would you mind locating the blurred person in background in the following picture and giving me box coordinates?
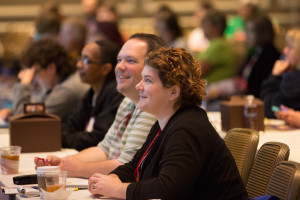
[187,0,213,54]
[33,1,64,42]
[261,28,300,118]
[62,40,124,151]
[205,15,280,103]
[1,1,63,119]
[204,14,280,107]
[33,12,62,42]
[236,15,280,97]
[196,9,235,111]
[224,2,261,71]
[86,1,124,48]
[0,39,89,122]
[59,17,87,60]
[154,5,188,50]
[81,0,99,19]
[81,0,100,43]
[94,21,124,48]
[0,61,19,119]
[197,9,235,85]
[38,1,63,19]
[225,2,260,42]
[96,1,118,23]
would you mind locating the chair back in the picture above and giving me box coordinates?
[265,161,300,200]
[246,142,290,198]
[224,128,259,184]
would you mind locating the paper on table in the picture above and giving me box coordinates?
[17,186,40,197]
[2,185,40,197]
[264,118,299,131]
[66,180,88,189]
[1,187,19,194]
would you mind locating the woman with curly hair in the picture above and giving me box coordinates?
[88,47,247,200]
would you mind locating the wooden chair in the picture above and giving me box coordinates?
[246,142,290,198]
[224,128,259,184]
[265,161,300,200]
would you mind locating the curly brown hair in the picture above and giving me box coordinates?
[21,38,76,81]
[145,47,206,108]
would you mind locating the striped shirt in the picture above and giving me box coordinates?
[98,97,156,164]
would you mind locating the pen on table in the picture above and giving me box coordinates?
[72,187,88,191]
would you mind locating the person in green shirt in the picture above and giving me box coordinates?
[225,2,260,42]
[197,9,235,85]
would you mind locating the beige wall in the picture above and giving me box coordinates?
[0,0,299,58]
[0,0,299,33]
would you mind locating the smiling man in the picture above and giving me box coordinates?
[35,33,168,178]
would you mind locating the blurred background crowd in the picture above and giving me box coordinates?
[0,0,300,114]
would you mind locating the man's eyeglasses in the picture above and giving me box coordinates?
[77,56,101,65]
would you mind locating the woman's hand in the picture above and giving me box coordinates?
[272,60,290,76]
[275,105,300,127]
[88,173,128,199]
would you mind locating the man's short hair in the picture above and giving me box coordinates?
[129,33,168,54]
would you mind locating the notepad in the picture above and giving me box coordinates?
[66,180,88,189]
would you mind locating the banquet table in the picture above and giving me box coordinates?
[1,112,300,199]
[207,112,300,162]
[0,128,115,200]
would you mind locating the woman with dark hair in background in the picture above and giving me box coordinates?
[62,40,124,150]
[59,17,87,60]
[154,5,188,49]
[95,22,124,48]
[86,1,125,48]
[237,14,280,97]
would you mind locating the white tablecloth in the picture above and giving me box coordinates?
[1,113,300,199]
[0,128,9,148]
[0,128,110,199]
[207,112,300,162]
